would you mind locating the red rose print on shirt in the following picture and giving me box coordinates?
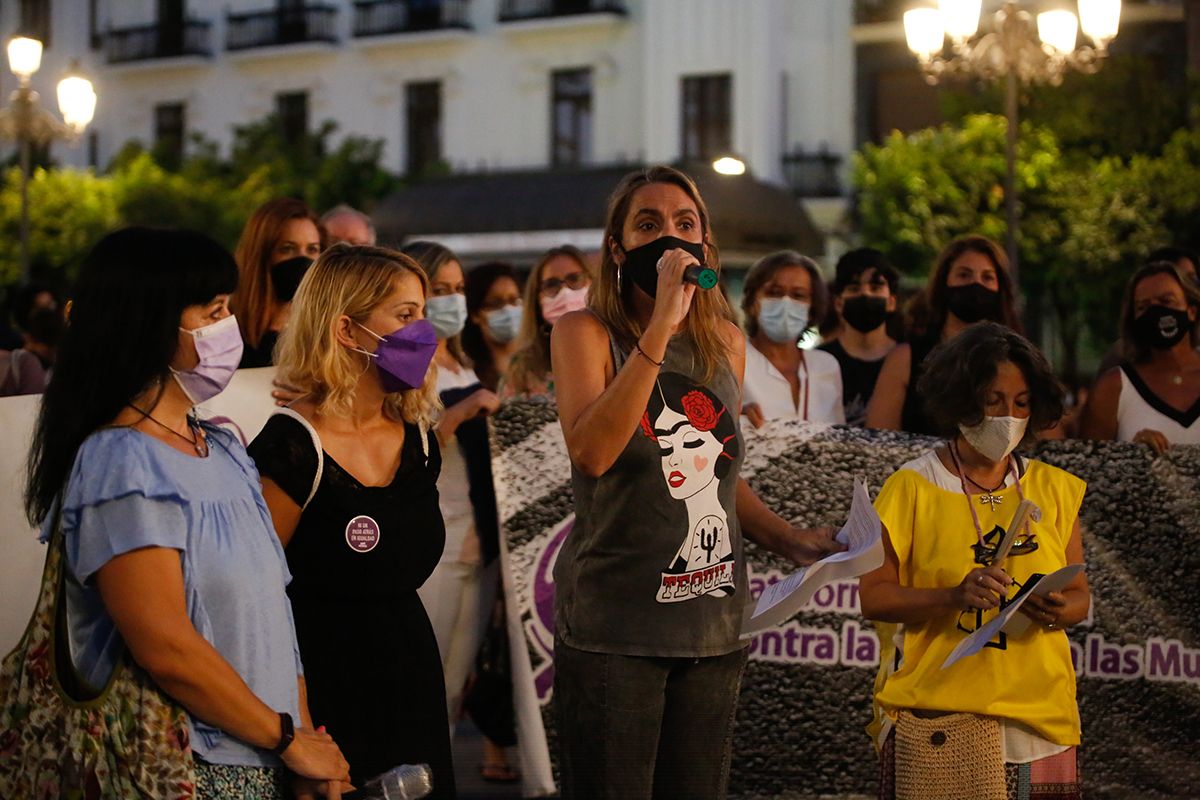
[681,390,725,432]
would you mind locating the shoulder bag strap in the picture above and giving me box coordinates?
[273,408,324,511]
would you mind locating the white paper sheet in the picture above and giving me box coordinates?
[940,563,1085,670]
[741,477,884,636]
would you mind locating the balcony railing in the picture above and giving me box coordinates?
[498,0,626,23]
[105,20,212,64]
[353,0,471,37]
[782,148,843,198]
[226,5,339,51]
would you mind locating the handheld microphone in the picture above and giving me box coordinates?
[684,264,719,290]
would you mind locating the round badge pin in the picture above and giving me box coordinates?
[345,515,381,553]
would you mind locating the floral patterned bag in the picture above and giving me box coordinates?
[0,507,196,798]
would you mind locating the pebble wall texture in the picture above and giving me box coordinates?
[491,403,1200,800]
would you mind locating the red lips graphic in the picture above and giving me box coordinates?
[668,470,686,488]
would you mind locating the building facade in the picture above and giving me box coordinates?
[2,1,855,196]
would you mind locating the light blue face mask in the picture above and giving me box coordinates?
[425,293,467,339]
[757,297,810,344]
[485,303,523,344]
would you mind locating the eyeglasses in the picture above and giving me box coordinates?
[540,272,589,297]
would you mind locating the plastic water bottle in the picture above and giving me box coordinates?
[357,763,433,800]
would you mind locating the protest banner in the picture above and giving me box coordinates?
[492,400,1200,799]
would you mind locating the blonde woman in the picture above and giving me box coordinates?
[248,245,454,796]
[501,244,593,400]
[550,166,843,798]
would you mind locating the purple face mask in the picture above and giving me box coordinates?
[355,319,438,393]
[171,314,244,405]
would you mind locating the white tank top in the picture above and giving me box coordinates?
[1116,365,1200,444]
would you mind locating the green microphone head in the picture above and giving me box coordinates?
[693,267,719,290]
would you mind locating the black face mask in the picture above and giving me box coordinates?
[1133,305,1191,351]
[840,295,889,333]
[620,235,706,298]
[271,256,313,302]
[945,282,1002,324]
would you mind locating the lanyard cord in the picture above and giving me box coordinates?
[947,440,1027,545]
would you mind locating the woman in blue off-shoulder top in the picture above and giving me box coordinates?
[23,228,351,799]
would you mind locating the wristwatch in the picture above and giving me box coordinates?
[270,712,295,756]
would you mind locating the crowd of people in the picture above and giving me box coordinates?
[2,164,1198,800]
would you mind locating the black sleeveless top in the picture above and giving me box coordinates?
[901,335,940,435]
[248,413,455,795]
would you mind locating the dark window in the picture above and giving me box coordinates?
[276,91,309,146]
[405,81,442,177]
[87,131,99,169]
[20,0,52,47]
[89,0,101,50]
[551,68,592,167]
[681,74,732,161]
[158,0,186,56]
[154,102,186,169]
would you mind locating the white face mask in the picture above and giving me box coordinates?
[959,415,1028,462]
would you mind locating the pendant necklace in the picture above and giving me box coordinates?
[128,404,209,457]
[953,442,1008,511]
[947,440,1028,551]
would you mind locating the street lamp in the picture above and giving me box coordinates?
[0,37,96,284]
[902,0,1121,284]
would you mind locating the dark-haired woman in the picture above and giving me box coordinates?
[462,262,523,392]
[860,322,1089,800]
[1079,261,1200,451]
[234,198,324,368]
[739,250,844,427]
[867,235,1022,434]
[551,166,842,798]
[24,228,350,798]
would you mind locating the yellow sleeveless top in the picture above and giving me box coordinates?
[866,455,1086,748]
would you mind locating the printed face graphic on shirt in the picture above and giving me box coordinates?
[654,405,725,501]
[640,373,739,604]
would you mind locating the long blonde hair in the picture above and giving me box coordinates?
[276,244,441,429]
[508,245,593,396]
[593,166,733,382]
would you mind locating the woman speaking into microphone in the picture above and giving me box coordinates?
[550,166,842,799]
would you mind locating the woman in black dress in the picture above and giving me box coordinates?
[249,244,454,795]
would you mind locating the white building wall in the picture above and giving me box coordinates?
[0,0,854,192]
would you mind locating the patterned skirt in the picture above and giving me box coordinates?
[195,758,289,800]
[879,727,1082,800]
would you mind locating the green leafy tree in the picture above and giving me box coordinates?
[0,166,118,286]
[853,114,1164,379]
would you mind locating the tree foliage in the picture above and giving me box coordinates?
[0,116,395,291]
[853,113,1174,378]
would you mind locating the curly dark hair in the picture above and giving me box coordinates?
[916,322,1064,442]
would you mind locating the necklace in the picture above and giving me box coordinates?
[947,440,1028,548]
[129,405,208,457]
[953,444,1008,511]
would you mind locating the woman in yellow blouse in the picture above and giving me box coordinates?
[860,322,1090,800]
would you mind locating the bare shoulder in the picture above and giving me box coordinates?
[552,309,606,346]
[885,342,912,367]
[718,318,746,354]
[1092,365,1123,397]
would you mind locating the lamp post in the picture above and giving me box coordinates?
[902,0,1121,285]
[0,37,96,284]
